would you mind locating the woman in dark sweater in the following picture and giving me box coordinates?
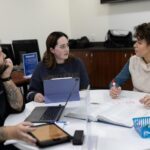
[27,31,89,103]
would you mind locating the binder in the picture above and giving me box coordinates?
[44,77,80,103]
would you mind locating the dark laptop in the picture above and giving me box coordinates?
[25,78,79,123]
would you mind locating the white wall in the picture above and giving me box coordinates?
[69,0,150,41]
[0,0,70,56]
[1,0,150,56]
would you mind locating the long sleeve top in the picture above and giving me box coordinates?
[112,61,131,87]
[110,55,150,93]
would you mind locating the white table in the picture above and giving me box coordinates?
[5,90,150,150]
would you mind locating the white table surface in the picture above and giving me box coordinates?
[4,90,150,150]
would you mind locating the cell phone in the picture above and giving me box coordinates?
[0,64,8,75]
[72,130,84,145]
[29,123,72,148]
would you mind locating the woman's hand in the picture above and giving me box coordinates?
[140,95,150,107]
[6,122,36,145]
[34,93,44,103]
[109,86,122,99]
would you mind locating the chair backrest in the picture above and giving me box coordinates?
[12,39,41,65]
[0,44,16,65]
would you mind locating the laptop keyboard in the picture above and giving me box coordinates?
[40,106,64,121]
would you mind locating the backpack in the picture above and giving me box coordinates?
[69,36,90,49]
[104,30,133,48]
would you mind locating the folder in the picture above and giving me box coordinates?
[44,77,80,103]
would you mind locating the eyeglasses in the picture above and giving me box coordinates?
[56,43,69,50]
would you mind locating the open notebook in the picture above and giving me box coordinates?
[65,97,150,128]
[25,77,79,123]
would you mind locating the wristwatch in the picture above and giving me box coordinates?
[1,76,11,82]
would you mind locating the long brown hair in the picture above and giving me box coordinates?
[42,31,73,68]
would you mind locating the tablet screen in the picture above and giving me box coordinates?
[31,124,68,142]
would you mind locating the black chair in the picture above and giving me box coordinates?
[12,39,41,65]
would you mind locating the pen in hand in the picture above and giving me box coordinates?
[112,80,116,87]
[110,80,121,99]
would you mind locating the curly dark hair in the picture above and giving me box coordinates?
[134,22,150,45]
[42,31,73,68]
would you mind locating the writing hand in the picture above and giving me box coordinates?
[110,86,122,99]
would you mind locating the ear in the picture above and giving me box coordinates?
[50,48,55,54]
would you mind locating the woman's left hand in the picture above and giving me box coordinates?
[140,95,150,107]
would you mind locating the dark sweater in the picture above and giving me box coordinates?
[27,57,89,102]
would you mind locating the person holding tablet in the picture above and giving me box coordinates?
[0,46,36,149]
[27,31,89,103]
[109,22,150,107]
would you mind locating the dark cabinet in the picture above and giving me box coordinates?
[71,48,134,90]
